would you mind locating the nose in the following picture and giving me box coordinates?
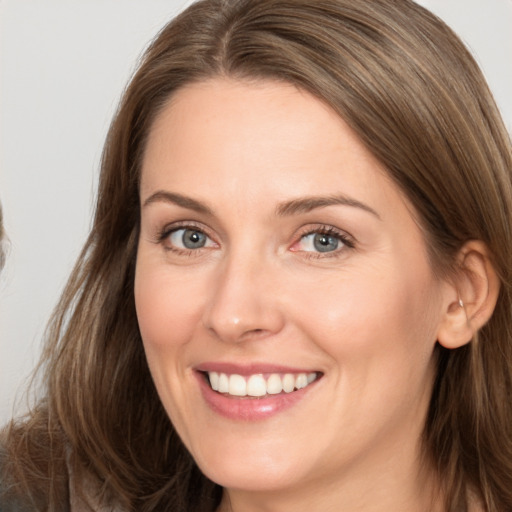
[202,252,285,344]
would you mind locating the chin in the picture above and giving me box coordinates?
[189,435,312,492]
[201,461,305,493]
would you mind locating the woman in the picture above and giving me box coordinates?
[1,0,511,510]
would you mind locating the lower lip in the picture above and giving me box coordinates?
[196,372,318,421]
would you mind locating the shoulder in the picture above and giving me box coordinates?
[0,434,66,512]
[0,442,28,512]
[0,442,17,512]
[68,454,127,512]
[69,470,126,512]
[1,431,126,512]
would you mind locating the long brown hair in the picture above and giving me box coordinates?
[2,1,512,510]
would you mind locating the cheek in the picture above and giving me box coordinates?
[288,259,441,370]
[287,262,442,446]
[134,261,205,353]
[133,257,207,428]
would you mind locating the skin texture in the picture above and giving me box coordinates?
[135,78,458,511]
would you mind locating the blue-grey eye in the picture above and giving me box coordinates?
[169,228,211,249]
[298,232,342,253]
[313,233,340,252]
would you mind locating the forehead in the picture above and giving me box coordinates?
[140,78,410,224]
[142,79,383,188]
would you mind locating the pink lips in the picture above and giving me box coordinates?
[195,362,320,421]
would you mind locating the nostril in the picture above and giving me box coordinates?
[237,328,271,342]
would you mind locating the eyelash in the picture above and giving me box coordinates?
[292,225,355,259]
[154,222,355,258]
[155,221,216,256]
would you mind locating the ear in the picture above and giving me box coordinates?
[437,241,500,349]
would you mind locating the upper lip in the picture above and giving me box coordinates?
[195,362,320,376]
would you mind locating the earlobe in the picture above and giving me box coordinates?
[436,241,500,350]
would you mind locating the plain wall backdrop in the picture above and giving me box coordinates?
[1,0,511,424]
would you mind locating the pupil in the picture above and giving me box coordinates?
[313,233,338,252]
[183,229,206,249]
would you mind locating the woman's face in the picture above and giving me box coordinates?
[135,78,449,502]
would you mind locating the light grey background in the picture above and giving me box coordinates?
[1,0,511,424]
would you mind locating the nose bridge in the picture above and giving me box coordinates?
[202,244,284,343]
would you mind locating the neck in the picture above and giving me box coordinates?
[217,439,444,512]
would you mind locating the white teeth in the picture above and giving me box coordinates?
[266,374,283,395]
[206,371,318,397]
[295,373,308,389]
[229,374,247,396]
[282,373,295,393]
[218,373,229,393]
[209,371,219,391]
[247,374,267,397]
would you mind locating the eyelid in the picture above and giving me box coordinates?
[169,227,216,250]
[155,220,209,239]
[290,224,355,255]
[151,220,354,258]
[154,221,219,252]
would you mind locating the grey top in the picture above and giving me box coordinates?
[0,445,124,512]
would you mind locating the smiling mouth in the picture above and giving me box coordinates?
[204,371,321,398]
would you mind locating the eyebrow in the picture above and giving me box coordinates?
[142,191,213,215]
[276,194,381,219]
[142,190,380,220]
